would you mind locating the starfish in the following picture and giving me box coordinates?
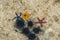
[13,12,25,29]
[35,17,47,27]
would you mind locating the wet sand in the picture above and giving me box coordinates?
[0,0,60,40]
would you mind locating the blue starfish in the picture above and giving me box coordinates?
[13,12,25,29]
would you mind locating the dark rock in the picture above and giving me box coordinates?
[27,21,33,27]
[28,33,36,40]
[22,28,31,35]
[15,19,25,28]
[33,27,42,34]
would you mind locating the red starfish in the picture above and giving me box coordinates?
[35,17,47,27]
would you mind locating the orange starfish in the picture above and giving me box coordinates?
[22,11,31,20]
[35,17,47,27]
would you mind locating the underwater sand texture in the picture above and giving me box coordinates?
[0,0,60,40]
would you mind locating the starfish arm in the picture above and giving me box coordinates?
[35,22,41,24]
[15,13,18,17]
[40,24,43,27]
[12,17,16,20]
[41,24,43,27]
[20,12,22,16]
[37,17,41,21]
[35,22,39,23]
[42,17,45,20]
[42,21,47,23]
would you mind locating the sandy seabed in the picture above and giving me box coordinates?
[0,0,60,40]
